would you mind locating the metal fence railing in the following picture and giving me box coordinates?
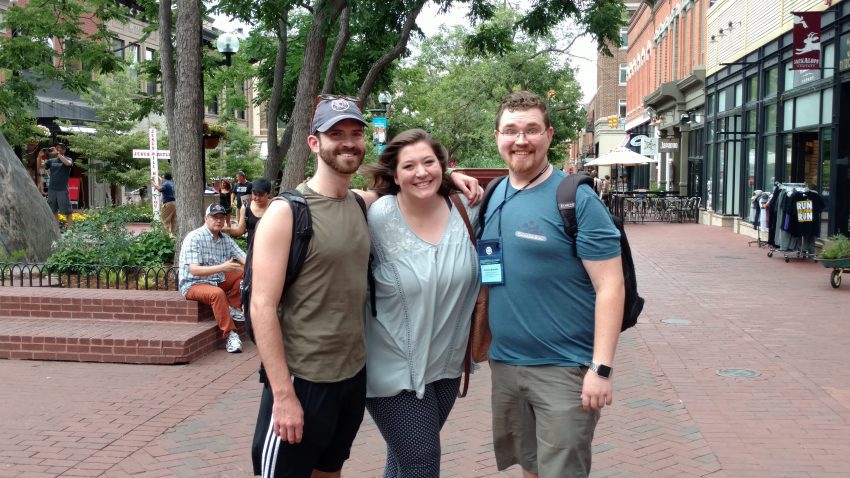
[0,263,179,291]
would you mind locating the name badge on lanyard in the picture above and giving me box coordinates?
[477,238,504,285]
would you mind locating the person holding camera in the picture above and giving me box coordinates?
[42,143,75,230]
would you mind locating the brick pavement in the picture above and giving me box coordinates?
[0,223,848,477]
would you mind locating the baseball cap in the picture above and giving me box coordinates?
[206,204,228,216]
[311,96,367,134]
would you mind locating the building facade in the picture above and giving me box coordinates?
[704,0,848,237]
[580,3,640,179]
[626,0,709,194]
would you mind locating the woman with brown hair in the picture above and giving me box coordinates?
[218,179,233,227]
[361,129,480,477]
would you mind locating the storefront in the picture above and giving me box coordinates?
[704,3,849,237]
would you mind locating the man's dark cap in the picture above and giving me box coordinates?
[205,204,228,216]
[311,98,366,134]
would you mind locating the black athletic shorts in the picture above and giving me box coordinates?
[252,367,366,478]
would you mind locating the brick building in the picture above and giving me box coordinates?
[578,3,640,179]
[625,0,709,195]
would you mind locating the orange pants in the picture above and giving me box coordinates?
[185,270,243,337]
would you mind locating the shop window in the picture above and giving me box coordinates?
[824,43,835,79]
[783,99,793,131]
[765,104,777,133]
[822,88,833,124]
[795,92,820,128]
[717,89,727,113]
[765,67,778,97]
[763,135,777,189]
[747,75,758,103]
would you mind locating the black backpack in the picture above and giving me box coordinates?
[478,173,644,332]
[240,189,374,344]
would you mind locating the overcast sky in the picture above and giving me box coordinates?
[213,3,599,104]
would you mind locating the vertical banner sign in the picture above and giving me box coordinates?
[148,128,161,221]
[372,116,388,153]
[791,12,821,70]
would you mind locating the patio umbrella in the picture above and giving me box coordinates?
[585,147,652,166]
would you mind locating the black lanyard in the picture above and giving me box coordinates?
[485,163,551,237]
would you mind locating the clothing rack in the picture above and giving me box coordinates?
[765,182,820,263]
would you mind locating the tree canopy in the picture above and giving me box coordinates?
[388,9,586,168]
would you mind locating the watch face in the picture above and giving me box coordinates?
[593,363,612,378]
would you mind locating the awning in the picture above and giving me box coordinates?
[58,125,97,134]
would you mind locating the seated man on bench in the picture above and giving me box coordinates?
[178,204,247,353]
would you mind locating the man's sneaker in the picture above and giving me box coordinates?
[226,331,242,353]
[229,306,245,322]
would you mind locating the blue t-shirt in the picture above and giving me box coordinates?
[160,181,175,202]
[481,169,621,367]
[46,157,73,191]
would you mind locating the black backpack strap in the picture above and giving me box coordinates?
[279,190,314,289]
[476,176,507,239]
[556,173,595,257]
[352,192,377,318]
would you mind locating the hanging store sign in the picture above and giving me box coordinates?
[659,138,680,152]
[791,12,821,70]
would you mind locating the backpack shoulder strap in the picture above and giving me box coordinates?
[448,193,475,399]
[476,176,507,237]
[279,189,313,289]
[449,194,475,245]
[556,173,594,256]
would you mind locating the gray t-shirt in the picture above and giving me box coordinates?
[364,194,480,398]
[46,156,73,191]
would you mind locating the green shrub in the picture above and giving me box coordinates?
[47,207,175,272]
[819,235,850,260]
[129,226,176,265]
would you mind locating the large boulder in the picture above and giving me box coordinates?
[0,134,59,261]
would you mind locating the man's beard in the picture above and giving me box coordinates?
[318,142,364,175]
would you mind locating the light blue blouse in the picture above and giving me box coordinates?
[365,194,480,399]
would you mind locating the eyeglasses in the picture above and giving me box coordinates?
[497,129,547,138]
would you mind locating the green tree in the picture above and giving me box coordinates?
[391,13,586,169]
[0,0,127,148]
[61,69,169,194]
[206,123,264,181]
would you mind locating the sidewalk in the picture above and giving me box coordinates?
[1,223,848,477]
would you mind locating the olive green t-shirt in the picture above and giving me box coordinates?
[278,185,370,383]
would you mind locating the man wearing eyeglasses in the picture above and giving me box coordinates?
[481,91,625,477]
[249,95,482,478]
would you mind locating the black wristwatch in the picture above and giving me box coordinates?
[590,361,613,379]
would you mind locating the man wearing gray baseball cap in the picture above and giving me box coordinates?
[178,203,247,354]
[249,95,482,477]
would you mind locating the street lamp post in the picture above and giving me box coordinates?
[200,32,241,189]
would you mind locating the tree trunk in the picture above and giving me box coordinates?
[263,15,289,183]
[279,0,346,192]
[322,6,350,94]
[0,134,59,261]
[356,0,425,102]
[172,0,204,243]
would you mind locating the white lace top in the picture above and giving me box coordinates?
[364,194,480,398]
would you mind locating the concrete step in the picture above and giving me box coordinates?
[0,286,213,323]
[0,317,228,364]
